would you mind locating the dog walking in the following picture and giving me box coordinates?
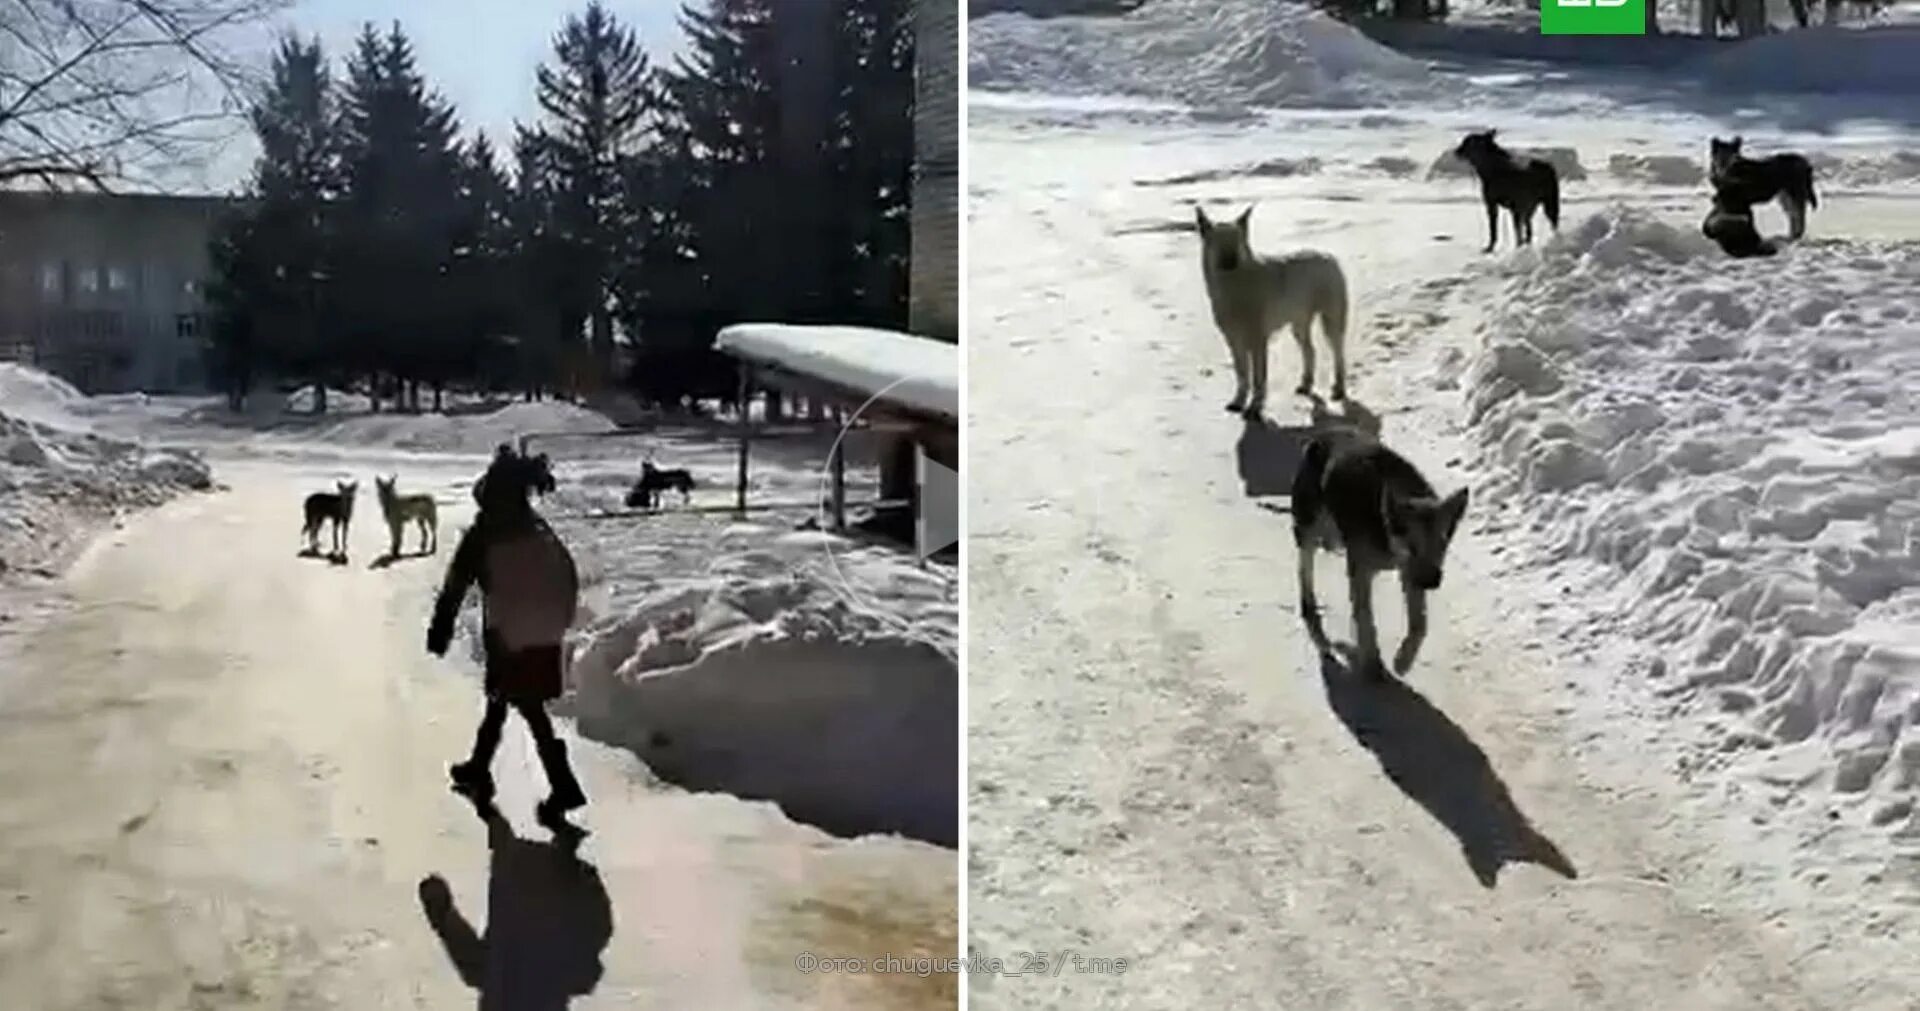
[427,445,588,826]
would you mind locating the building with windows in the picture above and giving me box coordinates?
[0,191,232,393]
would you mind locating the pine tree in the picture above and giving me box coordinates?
[828,0,914,329]
[205,34,340,412]
[532,2,658,385]
[655,0,783,323]
[334,22,465,409]
[445,132,514,408]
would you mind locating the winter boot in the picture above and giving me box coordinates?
[448,760,495,801]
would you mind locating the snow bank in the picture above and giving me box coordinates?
[716,324,958,423]
[1603,148,1920,191]
[1463,206,1920,831]
[1607,152,1705,188]
[0,364,86,426]
[329,400,617,454]
[181,394,619,456]
[0,366,212,578]
[1694,26,1920,94]
[282,385,373,415]
[558,529,957,846]
[967,0,1437,110]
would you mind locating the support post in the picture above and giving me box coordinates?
[830,436,847,532]
[735,364,753,515]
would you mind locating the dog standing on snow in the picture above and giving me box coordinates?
[1453,130,1561,253]
[1292,432,1469,678]
[1195,204,1351,416]
[1708,136,1817,241]
[301,480,357,559]
[375,474,439,557]
[624,460,696,511]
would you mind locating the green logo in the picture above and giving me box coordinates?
[1540,0,1646,35]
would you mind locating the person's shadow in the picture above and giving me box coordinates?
[419,800,614,1010]
[1235,394,1383,497]
[1301,608,1578,888]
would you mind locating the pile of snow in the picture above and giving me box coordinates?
[282,385,373,415]
[716,324,958,423]
[1694,26,1920,94]
[551,521,956,846]
[968,0,1437,110]
[1808,148,1920,189]
[179,394,620,456]
[326,400,618,455]
[0,363,88,428]
[1462,206,1920,832]
[1607,152,1706,188]
[1600,148,1920,191]
[184,385,370,423]
[0,366,213,578]
[433,427,952,844]
[1137,156,1326,186]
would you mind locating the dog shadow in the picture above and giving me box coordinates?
[419,800,613,1010]
[1235,394,1383,497]
[370,548,436,570]
[1301,610,1577,888]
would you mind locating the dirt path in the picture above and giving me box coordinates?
[965,122,1911,1009]
[0,459,954,1010]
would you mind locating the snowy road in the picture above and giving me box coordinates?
[0,458,954,1010]
[965,102,1920,1009]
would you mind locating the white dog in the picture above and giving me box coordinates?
[1195,205,1350,416]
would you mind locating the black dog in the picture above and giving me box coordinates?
[300,479,357,559]
[1709,136,1817,241]
[1453,130,1561,252]
[1702,190,1778,259]
[624,461,696,511]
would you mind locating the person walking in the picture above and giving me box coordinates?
[427,445,587,825]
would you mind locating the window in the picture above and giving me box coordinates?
[78,267,99,294]
[176,313,201,340]
[40,263,61,297]
[107,266,130,293]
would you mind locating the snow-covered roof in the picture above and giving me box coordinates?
[714,324,958,424]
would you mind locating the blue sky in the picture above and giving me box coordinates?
[208,1,690,189]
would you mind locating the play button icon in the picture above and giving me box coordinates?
[915,448,958,563]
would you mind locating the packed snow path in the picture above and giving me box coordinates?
[966,104,1920,1009]
[0,458,954,1010]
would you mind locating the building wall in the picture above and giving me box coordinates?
[0,192,229,394]
[909,0,959,342]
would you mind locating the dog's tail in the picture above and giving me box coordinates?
[1317,260,1349,348]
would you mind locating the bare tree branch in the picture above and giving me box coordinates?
[0,0,288,191]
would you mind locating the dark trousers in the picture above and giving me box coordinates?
[466,697,586,804]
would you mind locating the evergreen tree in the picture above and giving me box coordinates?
[533,2,658,384]
[448,133,516,405]
[655,0,784,324]
[334,22,465,409]
[204,34,340,412]
[827,0,915,329]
